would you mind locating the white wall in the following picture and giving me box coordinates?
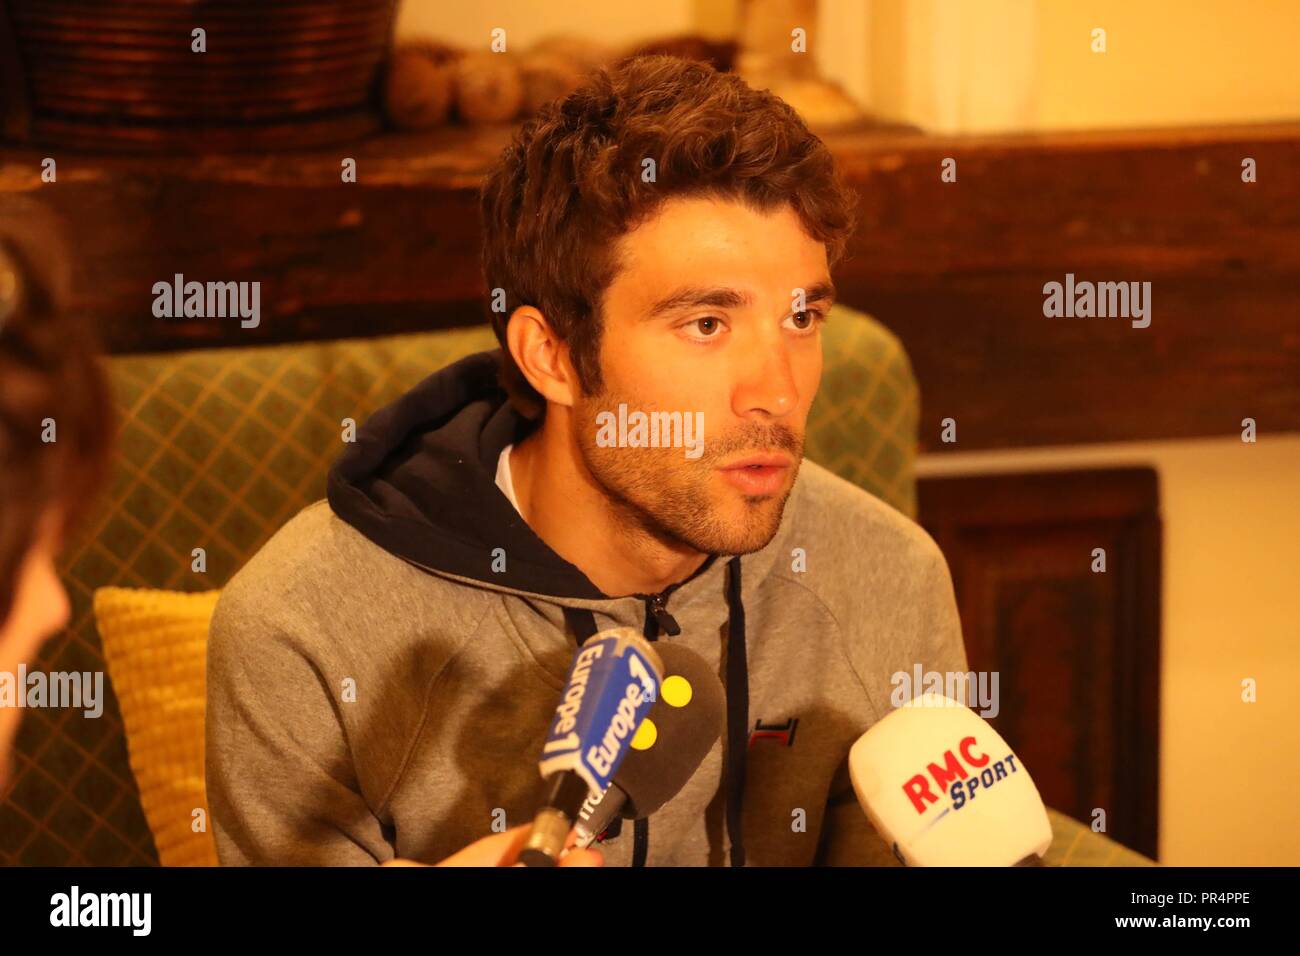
[864,0,1300,133]
[395,0,696,51]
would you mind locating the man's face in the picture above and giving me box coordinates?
[572,195,832,556]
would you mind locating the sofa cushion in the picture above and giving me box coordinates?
[92,586,220,866]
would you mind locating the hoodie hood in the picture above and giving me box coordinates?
[325,347,785,866]
[327,348,608,600]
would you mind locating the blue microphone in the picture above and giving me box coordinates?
[520,627,663,866]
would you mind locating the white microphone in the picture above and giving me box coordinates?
[848,692,1052,866]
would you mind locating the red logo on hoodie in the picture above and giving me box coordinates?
[749,717,798,748]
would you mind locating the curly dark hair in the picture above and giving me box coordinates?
[0,203,114,631]
[479,54,858,419]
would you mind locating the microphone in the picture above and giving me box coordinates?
[848,692,1053,866]
[519,627,663,866]
[573,642,726,848]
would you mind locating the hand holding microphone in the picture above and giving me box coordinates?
[848,692,1053,866]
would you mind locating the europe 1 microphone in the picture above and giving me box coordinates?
[519,627,663,867]
[573,641,726,848]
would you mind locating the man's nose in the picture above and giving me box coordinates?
[731,334,799,418]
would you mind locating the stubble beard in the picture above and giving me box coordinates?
[574,391,804,556]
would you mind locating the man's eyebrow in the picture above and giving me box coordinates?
[801,281,837,307]
[645,286,753,319]
[643,280,837,319]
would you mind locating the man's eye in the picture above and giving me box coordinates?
[786,309,825,332]
[688,317,723,337]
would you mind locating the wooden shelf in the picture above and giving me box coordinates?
[2,120,1297,451]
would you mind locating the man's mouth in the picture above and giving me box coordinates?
[717,453,794,496]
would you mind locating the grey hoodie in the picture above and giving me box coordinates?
[205,349,968,866]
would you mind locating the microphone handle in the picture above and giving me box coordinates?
[574,783,631,849]
[519,771,592,867]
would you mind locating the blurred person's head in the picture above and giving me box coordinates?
[481,55,857,558]
[0,208,114,792]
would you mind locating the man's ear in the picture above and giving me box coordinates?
[506,306,579,408]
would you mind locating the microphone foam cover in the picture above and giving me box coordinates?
[849,693,1052,866]
[614,641,726,818]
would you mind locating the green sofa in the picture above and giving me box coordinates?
[0,305,1150,866]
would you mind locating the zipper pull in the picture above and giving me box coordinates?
[647,593,682,636]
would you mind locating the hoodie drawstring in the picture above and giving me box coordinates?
[723,555,748,867]
[631,593,663,867]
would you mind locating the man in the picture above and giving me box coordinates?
[206,55,967,866]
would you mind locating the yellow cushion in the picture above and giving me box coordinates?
[92,587,220,866]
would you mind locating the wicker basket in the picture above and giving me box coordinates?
[0,0,397,152]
